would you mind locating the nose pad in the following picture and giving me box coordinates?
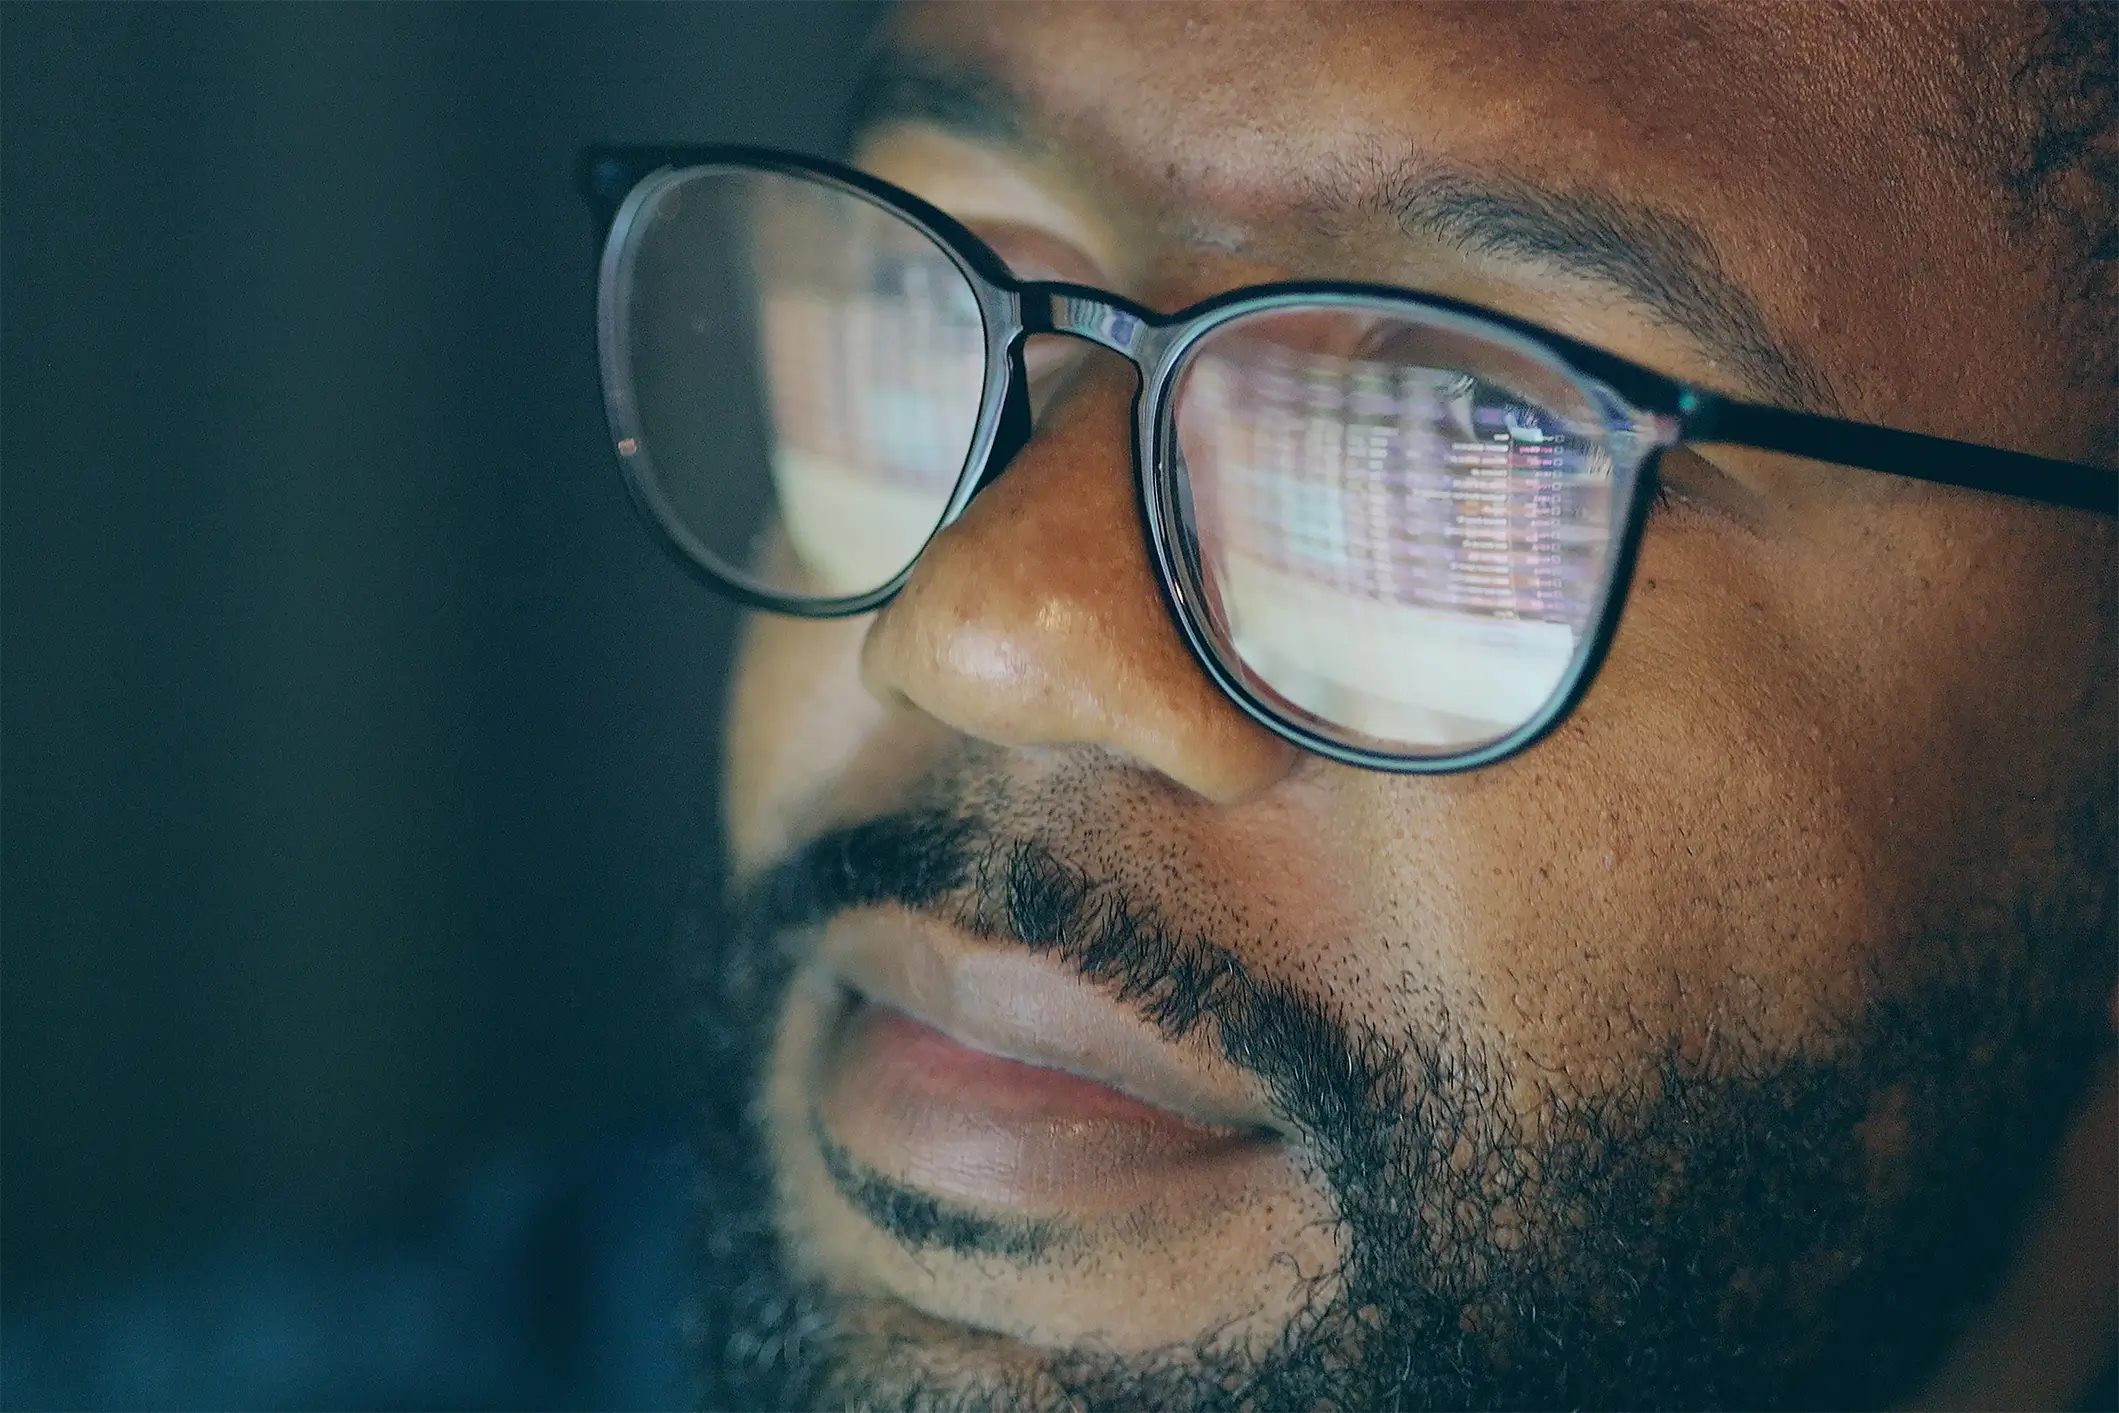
[968,346,1035,498]
[860,352,1300,805]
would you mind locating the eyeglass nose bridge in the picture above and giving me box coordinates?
[963,282,1160,503]
[1020,282,1161,368]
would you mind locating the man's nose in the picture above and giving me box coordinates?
[858,358,1300,804]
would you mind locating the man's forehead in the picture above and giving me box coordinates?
[883,2,2057,442]
[891,1,1952,213]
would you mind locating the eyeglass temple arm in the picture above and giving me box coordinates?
[1676,390,2116,515]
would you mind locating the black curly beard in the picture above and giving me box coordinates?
[680,788,2102,1411]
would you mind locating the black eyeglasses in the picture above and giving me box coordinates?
[578,144,2115,774]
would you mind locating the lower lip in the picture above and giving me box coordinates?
[815,997,1270,1211]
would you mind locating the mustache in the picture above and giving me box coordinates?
[730,808,1408,1136]
[739,812,978,948]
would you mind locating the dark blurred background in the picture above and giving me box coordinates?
[2,3,881,1404]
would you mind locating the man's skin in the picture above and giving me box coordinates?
[697,3,2117,1407]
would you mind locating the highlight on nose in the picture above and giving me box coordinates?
[857,364,1301,805]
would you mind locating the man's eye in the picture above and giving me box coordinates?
[1646,448,1758,524]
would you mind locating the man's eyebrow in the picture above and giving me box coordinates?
[845,49,1837,414]
[843,49,1032,153]
[1375,169,1839,412]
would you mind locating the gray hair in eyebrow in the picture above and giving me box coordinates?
[846,48,1838,415]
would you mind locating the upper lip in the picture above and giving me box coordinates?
[817,905,1283,1134]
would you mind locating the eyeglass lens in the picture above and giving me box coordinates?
[604,165,1626,760]
[611,167,987,601]
[1168,309,1617,758]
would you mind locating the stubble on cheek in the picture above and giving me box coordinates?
[701,755,2105,1410]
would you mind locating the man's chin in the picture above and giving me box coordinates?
[763,1286,1148,1413]
[702,1241,1375,1413]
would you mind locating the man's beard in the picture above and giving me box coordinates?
[681,767,2103,1411]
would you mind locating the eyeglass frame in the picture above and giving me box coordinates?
[578,142,2118,776]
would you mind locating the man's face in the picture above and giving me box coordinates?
[697,4,2116,1408]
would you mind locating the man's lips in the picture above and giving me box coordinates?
[809,907,1283,1213]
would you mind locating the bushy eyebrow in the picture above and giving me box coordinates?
[847,49,1837,413]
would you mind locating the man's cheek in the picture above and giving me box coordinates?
[1359,528,1900,1091]
[725,612,882,878]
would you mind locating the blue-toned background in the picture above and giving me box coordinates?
[3,5,878,1405]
